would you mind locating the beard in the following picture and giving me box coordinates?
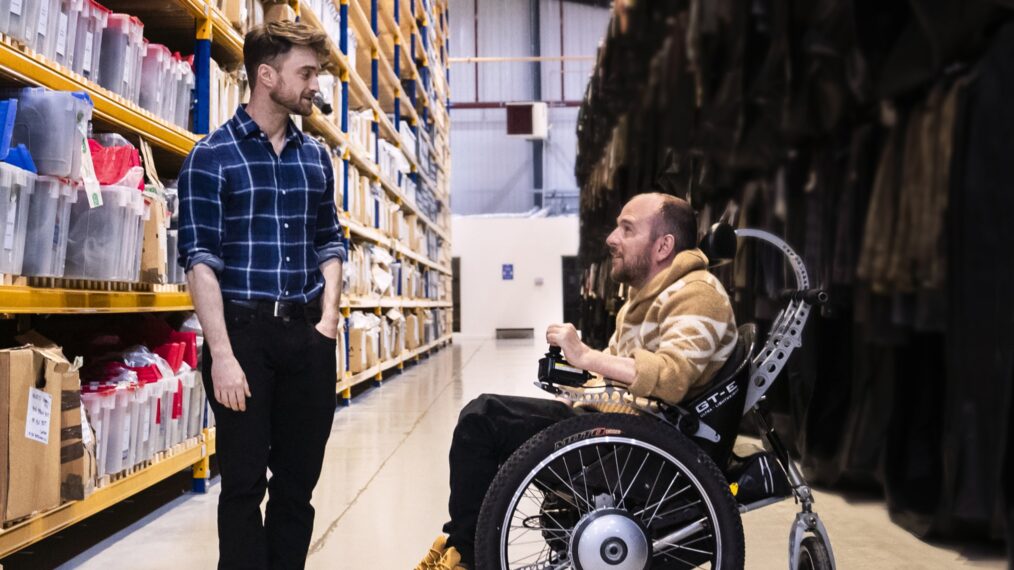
[609,248,651,285]
[270,86,315,117]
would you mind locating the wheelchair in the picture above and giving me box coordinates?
[473,224,837,570]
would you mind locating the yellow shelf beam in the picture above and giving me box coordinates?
[344,217,452,274]
[0,38,200,158]
[181,0,244,62]
[0,286,193,314]
[0,432,215,558]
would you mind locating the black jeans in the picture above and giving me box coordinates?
[202,303,338,570]
[443,394,582,566]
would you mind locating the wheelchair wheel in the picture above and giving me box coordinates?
[476,413,745,569]
[797,536,832,570]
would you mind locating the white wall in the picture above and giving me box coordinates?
[452,215,579,338]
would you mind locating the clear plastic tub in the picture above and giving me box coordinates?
[139,43,170,119]
[0,163,35,275]
[51,0,84,68]
[26,0,58,56]
[98,13,143,101]
[104,381,133,475]
[81,383,115,478]
[8,88,92,179]
[64,184,132,280]
[72,0,109,80]
[22,175,75,277]
[1,0,33,44]
[186,371,204,438]
[172,55,193,129]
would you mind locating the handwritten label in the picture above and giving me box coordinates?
[82,31,94,73]
[25,388,52,445]
[56,12,68,57]
[4,193,16,249]
[37,0,49,35]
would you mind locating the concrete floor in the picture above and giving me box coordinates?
[61,337,1007,569]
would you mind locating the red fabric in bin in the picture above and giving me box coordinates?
[88,139,143,190]
[154,342,185,373]
[169,331,198,369]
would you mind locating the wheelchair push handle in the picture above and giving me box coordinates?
[780,289,829,305]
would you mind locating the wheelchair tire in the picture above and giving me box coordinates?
[476,413,745,569]
[797,536,833,570]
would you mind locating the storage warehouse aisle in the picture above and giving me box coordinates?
[51,337,1004,569]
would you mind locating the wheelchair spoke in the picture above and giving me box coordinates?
[500,438,723,570]
[618,449,650,510]
[654,547,708,568]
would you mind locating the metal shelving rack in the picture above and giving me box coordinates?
[0,0,452,558]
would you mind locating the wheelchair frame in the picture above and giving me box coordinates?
[537,228,837,569]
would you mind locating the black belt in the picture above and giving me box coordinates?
[225,297,321,320]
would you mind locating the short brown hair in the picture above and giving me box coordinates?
[644,192,698,254]
[243,21,329,89]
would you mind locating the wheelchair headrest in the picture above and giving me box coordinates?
[699,222,737,267]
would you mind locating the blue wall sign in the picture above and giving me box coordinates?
[502,264,514,281]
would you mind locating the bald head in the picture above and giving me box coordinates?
[605,193,698,288]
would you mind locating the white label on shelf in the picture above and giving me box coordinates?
[82,31,94,73]
[80,122,103,208]
[56,12,68,57]
[81,404,94,447]
[121,413,131,462]
[142,406,151,442]
[25,388,52,445]
[4,193,16,249]
[124,47,133,85]
[11,0,23,17]
[37,0,49,36]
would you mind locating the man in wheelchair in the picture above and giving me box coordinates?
[416,193,740,570]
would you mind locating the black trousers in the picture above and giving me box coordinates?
[443,394,582,566]
[202,304,338,570]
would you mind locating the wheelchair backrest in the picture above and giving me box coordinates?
[685,324,757,466]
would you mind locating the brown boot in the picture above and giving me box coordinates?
[414,535,448,570]
[432,546,469,570]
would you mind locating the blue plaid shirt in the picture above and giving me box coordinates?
[177,106,346,302]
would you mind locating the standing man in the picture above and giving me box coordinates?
[178,21,345,570]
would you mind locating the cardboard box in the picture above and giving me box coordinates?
[349,328,368,374]
[366,329,379,368]
[264,2,296,23]
[16,333,94,503]
[405,315,420,350]
[379,319,391,361]
[141,197,168,284]
[0,343,63,523]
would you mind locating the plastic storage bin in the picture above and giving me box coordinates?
[104,381,133,475]
[25,0,57,55]
[0,0,33,44]
[173,55,194,129]
[22,175,76,277]
[51,0,84,68]
[98,13,143,101]
[139,43,170,119]
[81,383,115,478]
[0,163,35,275]
[72,0,109,80]
[64,184,132,280]
[8,88,92,179]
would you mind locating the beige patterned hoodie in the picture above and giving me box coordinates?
[606,248,738,405]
